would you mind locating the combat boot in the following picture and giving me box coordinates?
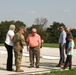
[16,67,24,72]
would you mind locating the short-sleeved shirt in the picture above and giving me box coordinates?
[5,30,15,46]
[26,33,41,47]
[67,40,74,55]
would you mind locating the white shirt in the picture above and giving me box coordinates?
[5,30,15,46]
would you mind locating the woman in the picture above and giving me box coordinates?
[5,24,15,71]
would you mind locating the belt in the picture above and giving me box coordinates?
[30,46,38,48]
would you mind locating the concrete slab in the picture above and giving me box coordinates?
[0,46,76,75]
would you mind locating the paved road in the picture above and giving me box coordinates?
[0,46,76,75]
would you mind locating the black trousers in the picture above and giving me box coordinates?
[64,55,72,69]
[59,43,65,64]
[5,43,13,70]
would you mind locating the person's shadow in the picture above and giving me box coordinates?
[0,64,16,72]
[0,67,6,71]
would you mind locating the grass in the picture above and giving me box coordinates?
[42,43,59,48]
[0,43,59,47]
[42,43,76,49]
[0,44,4,46]
[23,68,76,75]
[0,43,76,48]
[19,68,76,75]
[49,69,76,75]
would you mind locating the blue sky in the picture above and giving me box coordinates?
[0,0,76,28]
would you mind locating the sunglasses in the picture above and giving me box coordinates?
[32,32,36,33]
[60,28,63,29]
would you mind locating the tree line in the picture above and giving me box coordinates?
[0,19,76,43]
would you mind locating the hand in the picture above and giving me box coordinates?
[68,49,71,52]
[61,44,63,47]
[67,49,71,52]
[27,47,30,51]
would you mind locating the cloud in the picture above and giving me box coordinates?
[63,9,71,13]
[28,11,36,14]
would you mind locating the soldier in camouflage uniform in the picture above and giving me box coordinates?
[14,26,26,72]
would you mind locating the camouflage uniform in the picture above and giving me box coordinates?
[14,32,26,68]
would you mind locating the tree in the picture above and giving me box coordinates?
[71,29,76,39]
[34,17,48,29]
[25,24,48,43]
[46,22,66,43]
[14,20,26,32]
[0,20,26,43]
[25,18,48,42]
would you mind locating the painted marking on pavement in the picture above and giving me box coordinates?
[0,50,59,60]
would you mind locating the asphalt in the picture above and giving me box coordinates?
[0,46,76,75]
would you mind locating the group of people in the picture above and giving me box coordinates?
[4,24,42,72]
[4,24,74,72]
[56,26,74,70]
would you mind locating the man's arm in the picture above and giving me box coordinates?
[26,36,30,51]
[20,35,26,46]
[26,43,30,51]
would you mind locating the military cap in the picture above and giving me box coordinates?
[20,26,26,31]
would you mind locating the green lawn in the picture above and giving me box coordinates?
[19,68,76,75]
[0,43,76,49]
[42,43,76,49]
[50,69,76,75]
[0,44,4,46]
[42,43,59,48]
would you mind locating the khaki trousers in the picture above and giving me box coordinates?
[29,46,40,66]
[14,49,22,68]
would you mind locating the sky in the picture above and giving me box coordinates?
[0,0,76,28]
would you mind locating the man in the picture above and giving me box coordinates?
[14,26,26,72]
[56,26,66,67]
[65,27,72,54]
[26,28,41,68]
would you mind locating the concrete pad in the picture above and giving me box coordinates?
[0,46,76,75]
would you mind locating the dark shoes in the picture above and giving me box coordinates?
[56,63,64,67]
[56,64,61,67]
[28,65,34,68]
[36,65,39,68]
[7,68,14,71]
[28,65,39,68]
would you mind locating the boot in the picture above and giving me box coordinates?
[16,67,24,72]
